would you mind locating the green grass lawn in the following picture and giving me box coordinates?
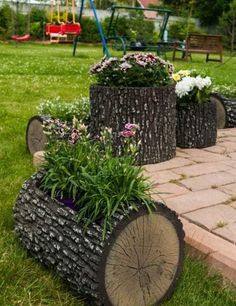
[0,42,236,306]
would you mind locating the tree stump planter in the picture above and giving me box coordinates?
[176,100,217,148]
[210,93,236,129]
[89,85,176,165]
[14,172,185,306]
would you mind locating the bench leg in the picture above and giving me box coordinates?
[206,53,209,62]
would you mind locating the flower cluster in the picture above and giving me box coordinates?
[172,70,191,82]
[174,70,212,105]
[119,123,139,138]
[37,96,90,122]
[43,117,88,145]
[90,53,173,87]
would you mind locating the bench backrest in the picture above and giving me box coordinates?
[187,34,223,51]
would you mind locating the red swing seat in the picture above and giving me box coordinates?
[11,34,31,42]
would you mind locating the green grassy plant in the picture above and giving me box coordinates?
[0,42,236,305]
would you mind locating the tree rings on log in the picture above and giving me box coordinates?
[100,206,185,306]
[210,93,236,129]
[89,85,176,165]
[14,172,185,306]
[26,115,47,154]
[176,101,217,148]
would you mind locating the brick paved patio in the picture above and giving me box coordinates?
[145,128,236,284]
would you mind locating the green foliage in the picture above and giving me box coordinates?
[194,0,231,26]
[79,17,100,43]
[30,7,47,23]
[213,84,236,98]
[30,21,43,38]
[168,20,203,41]
[0,4,13,39]
[104,11,156,45]
[37,96,90,122]
[90,53,174,87]
[40,123,153,238]
[219,0,236,52]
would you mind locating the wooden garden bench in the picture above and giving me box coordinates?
[172,34,223,62]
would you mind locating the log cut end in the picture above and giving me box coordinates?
[26,116,47,154]
[100,206,184,306]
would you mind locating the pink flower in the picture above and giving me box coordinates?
[69,129,80,145]
[119,130,135,138]
[124,123,139,131]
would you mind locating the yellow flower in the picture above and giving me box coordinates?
[179,70,191,76]
[172,73,181,81]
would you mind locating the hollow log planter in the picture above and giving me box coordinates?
[89,85,176,165]
[210,93,236,129]
[26,115,48,154]
[14,172,185,306]
[176,100,217,148]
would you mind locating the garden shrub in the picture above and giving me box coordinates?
[0,4,13,39]
[168,20,204,41]
[79,17,100,43]
[37,96,90,122]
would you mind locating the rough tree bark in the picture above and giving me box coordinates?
[13,172,185,306]
[176,100,217,148]
[89,85,176,165]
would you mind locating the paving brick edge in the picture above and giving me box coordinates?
[180,217,236,284]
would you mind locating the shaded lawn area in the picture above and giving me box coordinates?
[0,42,236,305]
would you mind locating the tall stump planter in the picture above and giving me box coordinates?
[14,172,185,306]
[89,85,176,165]
[176,100,217,148]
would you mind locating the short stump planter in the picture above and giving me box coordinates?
[176,100,217,148]
[14,172,185,306]
[210,93,236,129]
[90,85,176,165]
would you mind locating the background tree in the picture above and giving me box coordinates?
[194,0,231,27]
[219,0,236,52]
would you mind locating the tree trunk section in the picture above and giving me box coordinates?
[210,93,236,128]
[89,85,176,165]
[14,172,185,306]
[176,101,217,148]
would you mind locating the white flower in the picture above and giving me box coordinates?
[175,76,196,98]
[195,76,212,90]
[119,62,132,71]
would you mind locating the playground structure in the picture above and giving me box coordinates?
[106,5,172,56]
[45,0,81,43]
[11,0,31,42]
[73,1,172,57]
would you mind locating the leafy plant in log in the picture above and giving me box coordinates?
[40,120,154,238]
[90,53,174,87]
[173,70,213,106]
[37,96,90,123]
